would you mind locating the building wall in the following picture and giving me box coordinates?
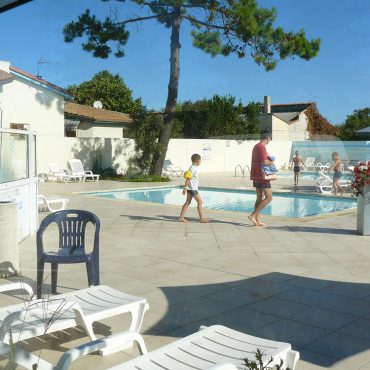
[259,112,309,141]
[0,61,65,158]
[76,121,124,138]
[36,137,293,175]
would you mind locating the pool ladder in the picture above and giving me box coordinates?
[234,165,250,177]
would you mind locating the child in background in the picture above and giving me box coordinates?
[330,152,344,195]
[261,154,278,180]
[179,153,208,223]
[292,151,304,186]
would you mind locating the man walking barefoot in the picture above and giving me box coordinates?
[249,130,274,226]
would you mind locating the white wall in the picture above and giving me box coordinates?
[0,61,65,156]
[36,137,292,175]
[77,122,124,138]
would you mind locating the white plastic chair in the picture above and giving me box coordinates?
[162,160,183,177]
[303,157,315,171]
[48,163,82,182]
[55,325,299,370]
[37,194,69,212]
[69,159,100,182]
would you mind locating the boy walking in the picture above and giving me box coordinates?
[179,153,208,223]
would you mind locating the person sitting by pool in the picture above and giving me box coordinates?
[292,151,304,186]
[261,154,278,180]
[179,153,208,223]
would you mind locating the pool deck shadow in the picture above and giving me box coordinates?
[147,272,370,368]
[269,226,358,235]
[7,176,370,370]
[120,214,252,227]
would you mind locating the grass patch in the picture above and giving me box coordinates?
[100,174,171,182]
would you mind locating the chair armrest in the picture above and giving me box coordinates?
[84,170,93,175]
[54,331,147,370]
[0,282,34,298]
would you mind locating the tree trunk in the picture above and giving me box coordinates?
[151,7,181,176]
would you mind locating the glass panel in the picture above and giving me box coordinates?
[0,132,28,183]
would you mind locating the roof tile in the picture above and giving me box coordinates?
[64,102,132,124]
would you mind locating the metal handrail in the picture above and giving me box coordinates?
[234,165,250,177]
[243,165,250,175]
[234,165,243,177]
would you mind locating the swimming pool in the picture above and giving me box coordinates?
[278,171,354,180]
[85,187,357,218]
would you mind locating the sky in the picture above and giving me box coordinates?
[0,0,369,125]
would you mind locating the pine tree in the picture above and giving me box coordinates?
[64,0,320,175]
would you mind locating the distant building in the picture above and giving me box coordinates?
[0,61,72,138]
[259,96,315,141]
[64,102,132,138]
[354,126,370,140]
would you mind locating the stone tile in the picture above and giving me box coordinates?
[290,307,358,331]
[338,318,370,341]
[305,332,370,363]
[246,296,309,318]
[253,319,330,348]
[172,296,235,319]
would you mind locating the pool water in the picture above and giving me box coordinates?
[278,171,354,180]
[85,187,357,218]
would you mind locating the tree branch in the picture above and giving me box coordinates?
[114,14,164,26]
[183,15,225,30]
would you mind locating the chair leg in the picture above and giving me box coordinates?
[86,258,100,286]
[36,260,45,299]
[51,263,58,294]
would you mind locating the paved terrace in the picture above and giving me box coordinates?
[2,172,370,370]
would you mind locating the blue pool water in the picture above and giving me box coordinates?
[85,187,357,218]
[277,171,354,180]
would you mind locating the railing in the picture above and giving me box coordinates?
[234,165,251,177]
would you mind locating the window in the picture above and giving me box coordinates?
[10,123,30,131]
[0,131,28,183]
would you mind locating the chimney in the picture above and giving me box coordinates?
[263,96,271,114]
[0,61,11,72]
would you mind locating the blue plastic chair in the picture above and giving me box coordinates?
[36,210,100,298]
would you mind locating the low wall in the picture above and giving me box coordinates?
[37,136,293,175]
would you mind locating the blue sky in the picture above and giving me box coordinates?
[0,0,369,124]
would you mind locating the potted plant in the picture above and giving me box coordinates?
[351,161,370,235]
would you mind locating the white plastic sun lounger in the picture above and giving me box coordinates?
[48,163,82,183]
[0,283,149,370]
[55,325,299,370]
[69,159,100,182]
[162,160,183,177]
[317,170,352,194]
[37,194,69,212]
[303,157,315,171]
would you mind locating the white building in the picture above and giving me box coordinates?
[64,102,132,138]
[259,96,315,141]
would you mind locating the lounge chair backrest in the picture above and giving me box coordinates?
[305,157,315,166]
[48,163,66,176]
[69,159,85,176]
[37,210,100,259]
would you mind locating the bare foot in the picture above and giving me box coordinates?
[200,218,209,223]
[248,215,258,226]
[179,217,188,223]
[257,222,267,227]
